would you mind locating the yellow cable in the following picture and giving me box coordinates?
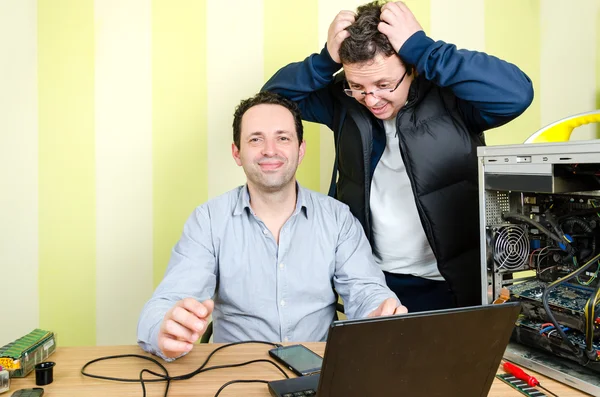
[550,253,600,288]
[551,254,600,349]
[584,286,600,350]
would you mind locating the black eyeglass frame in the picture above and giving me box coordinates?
[343,70,408,99]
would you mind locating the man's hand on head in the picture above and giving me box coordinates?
[326,10,356,64]
[157,298,214,359]
[378,1,423,53]
[368,297,408,317]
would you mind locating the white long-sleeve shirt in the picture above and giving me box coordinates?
[370,119,443,281]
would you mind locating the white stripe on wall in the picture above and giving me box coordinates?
[430,0,485,51]
[0,0,39,346]
[95,0,153,345]
[541,0,598,141]
[207,0,265,199]
[317,0,364,194]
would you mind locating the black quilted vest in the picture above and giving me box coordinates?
[329,73,485,307]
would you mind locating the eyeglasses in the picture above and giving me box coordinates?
[343,70,408,99]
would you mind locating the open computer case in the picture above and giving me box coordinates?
[478,140,600,395]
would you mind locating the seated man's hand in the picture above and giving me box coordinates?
[158,298,214,358]
[368,297,408,317]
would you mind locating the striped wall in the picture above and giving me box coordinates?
[1,0,599,347]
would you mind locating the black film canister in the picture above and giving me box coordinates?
[35,361,56,386]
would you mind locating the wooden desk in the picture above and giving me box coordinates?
[8,343,585,396]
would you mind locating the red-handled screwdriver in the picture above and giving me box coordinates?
[503,361,559,396]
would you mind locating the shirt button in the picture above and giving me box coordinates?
[279,263,284,269]
[280,300,286,307]
[263,229,268,235]
[283,337,289,342]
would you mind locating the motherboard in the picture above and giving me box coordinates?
[486,191,600,371]
[508,279,600,338]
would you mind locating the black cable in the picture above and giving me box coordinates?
[561,217,593,233]
[174,358,289,380]
[168,340,284,381]
[542,252,600,357]
[561,216,596,263]
[81,354,170,382]
[502,213,563,245]
[81,354,173,397]
[81,341,287,397]
[214,379,270,396]
[557,207,600,221]
[545,211,567,241]
[140,368,170,397]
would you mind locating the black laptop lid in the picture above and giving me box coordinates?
[317,302,521,397]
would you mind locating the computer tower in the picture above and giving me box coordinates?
[478,140,600,395]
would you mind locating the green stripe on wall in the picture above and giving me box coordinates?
[38,0,96,346]
[484,0,541,145]
[264,0,320,191]
[404,0,431,34]
[152,1,208,286]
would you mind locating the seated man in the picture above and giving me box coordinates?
[137,92,406,361]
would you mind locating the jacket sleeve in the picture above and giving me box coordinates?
[262,45,341,130]
[332,204,400,319]
[400,31,534,131]
[136,206,217,361]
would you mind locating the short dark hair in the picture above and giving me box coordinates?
[232,91,304,149]
[339,1,397,64]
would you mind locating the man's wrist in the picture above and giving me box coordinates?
[398,31,434,69]
[314,44,343,79]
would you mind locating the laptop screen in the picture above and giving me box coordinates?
[316,303,521,397]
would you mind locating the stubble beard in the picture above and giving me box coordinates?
[246,160,297,193]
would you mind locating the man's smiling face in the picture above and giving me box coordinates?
[343,53,412,120]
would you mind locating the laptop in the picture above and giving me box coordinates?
[268,302,521,397]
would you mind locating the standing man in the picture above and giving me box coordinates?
[137,92,405,361]
[263,1,533,311]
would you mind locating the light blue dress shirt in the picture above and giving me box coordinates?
[137,184,398,359]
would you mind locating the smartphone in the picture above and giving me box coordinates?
[268,344,323,376]
[11,388,44,397]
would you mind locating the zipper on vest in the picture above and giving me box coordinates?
[349,109,374,239]
[362,118,373,240]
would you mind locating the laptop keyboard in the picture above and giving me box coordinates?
[282,390,316,396]
[268,373,320,397]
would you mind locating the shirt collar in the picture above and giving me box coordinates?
[233,182,309,218]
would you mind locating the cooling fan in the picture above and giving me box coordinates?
[492,225,529,271]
